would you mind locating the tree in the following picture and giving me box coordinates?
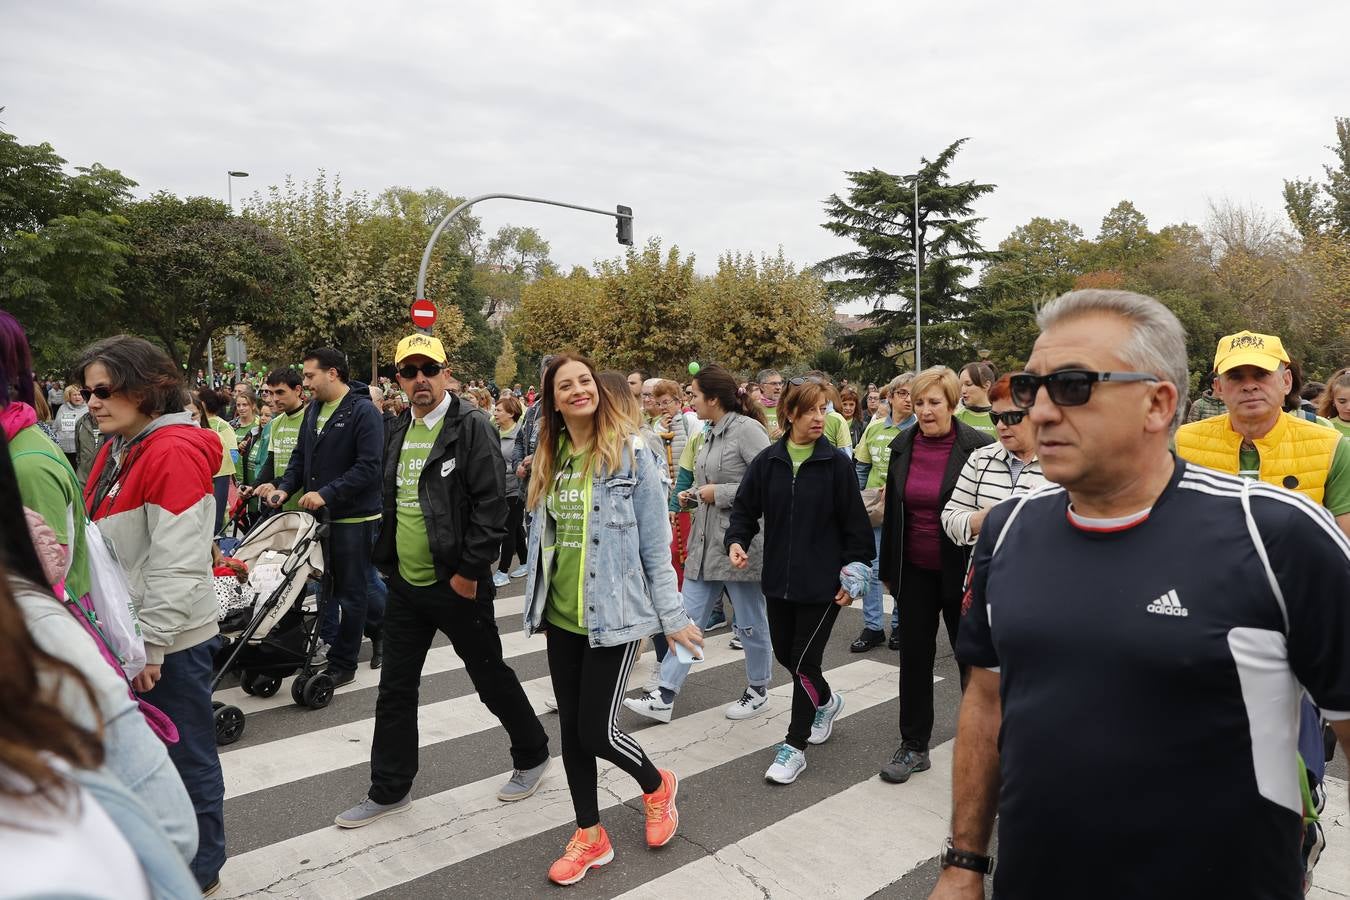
[970,217,1088,371]
[475,225,555,321]
[494,332,518,386]
[1089,200,1162,272]
[815,139,998,377]
[692,249,831,372]
[594,240,700,374]
[1284,117,1350,239]
[0,124,136,370]
[516,266,605,359]
[245,175,470,375]
[119,193,309,374]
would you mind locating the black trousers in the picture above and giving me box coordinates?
[547,627,662,828]
[896,562,962,752]
[368,573,549,804]
[499,495,527,570]
[767,600,841,751]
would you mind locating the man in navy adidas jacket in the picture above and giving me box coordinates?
[255,347,386,683]
[931,290,1350,900]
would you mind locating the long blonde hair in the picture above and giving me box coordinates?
[526,353,637,509]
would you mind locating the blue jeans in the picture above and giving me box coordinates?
[143,638,225,888]
[320,519,386,672]
[661,578,772,693]
[861,527,898,632]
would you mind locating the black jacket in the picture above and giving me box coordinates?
[725,436,874,604]
[877,419,994,599]
[372,392,507,589]
[276,381,384,520]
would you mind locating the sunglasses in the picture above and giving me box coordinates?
[989,410,1028,426]
[1010,370,1160,409]
[79,386,115,402]
[789,376,823,386]
[397,362,443,380]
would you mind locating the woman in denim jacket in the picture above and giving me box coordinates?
[522,353,703,887]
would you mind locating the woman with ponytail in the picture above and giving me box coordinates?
[625,365,775,725]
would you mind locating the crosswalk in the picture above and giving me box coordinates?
[212,582,1350,899]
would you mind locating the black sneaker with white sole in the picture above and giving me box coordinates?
[879,746,930,783]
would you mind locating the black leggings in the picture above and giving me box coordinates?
[896,562,963,752]
[499,495,527,570]
[547,627,662,827]
[767,601,841,751]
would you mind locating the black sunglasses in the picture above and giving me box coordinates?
[397,362,443,380]
[989,410,1028,426]
[789,376,823,386]
[79,386,115,402]
[1010,370,1160,409]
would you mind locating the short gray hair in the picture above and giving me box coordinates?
[1036,289,1189,430]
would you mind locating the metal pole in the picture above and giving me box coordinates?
[913,175,921,371]
[227,176,232,212]
[415,193,633,332]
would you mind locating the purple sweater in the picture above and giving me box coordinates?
[903,429,956,570]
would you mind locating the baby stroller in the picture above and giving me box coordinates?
[210,510,330,746]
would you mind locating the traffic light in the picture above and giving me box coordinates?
[616,205,633,246]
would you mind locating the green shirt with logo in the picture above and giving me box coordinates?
[395,417,444,586]
[955,406,997,438]
[266,407,306,511]
[787,439,814,475]
[824,410,853,451]
[545,439,591,635]
[855,417,909,489]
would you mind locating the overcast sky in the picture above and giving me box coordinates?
[6,1,1348,301]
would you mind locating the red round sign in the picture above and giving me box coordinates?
[410,298,437,328]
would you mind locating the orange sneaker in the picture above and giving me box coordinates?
[547,827,614,886]
[644,768,679,848]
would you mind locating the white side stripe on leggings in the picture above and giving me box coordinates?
[606,640,645,767]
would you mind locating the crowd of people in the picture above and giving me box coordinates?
[2,290,1348,898]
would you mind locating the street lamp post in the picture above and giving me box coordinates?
[913,173,921,372]
[413,193,633,334]
[210,171,251,384]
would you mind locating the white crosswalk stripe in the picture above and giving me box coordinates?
[210,584,1350,899]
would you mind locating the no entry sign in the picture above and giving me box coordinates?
[410,298,437,328]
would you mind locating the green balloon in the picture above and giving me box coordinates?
[687,362,700,375]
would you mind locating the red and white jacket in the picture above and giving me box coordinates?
[85,412,221,663]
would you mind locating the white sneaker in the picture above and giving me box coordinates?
[724,687,769,720]
[509,564,529,579]
[543,696,558,712]
[622,691,673,724]
[642,654,662,694]
[492,570,511,588]
[764,743,806,784]
[808,692,844,745]
[310,638,330,665]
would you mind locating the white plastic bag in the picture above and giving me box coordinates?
[82,519,146,679]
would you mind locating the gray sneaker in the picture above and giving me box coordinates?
[879,746,931,784]
[334,795,411,828]
[497,756,552,802]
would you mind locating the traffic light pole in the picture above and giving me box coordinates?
[414,193,633,332]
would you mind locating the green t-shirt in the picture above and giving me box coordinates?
[955,406,997,438]
[208,417,238,477]
[395,417,444,586]
[266,407,306,511]
[787,439,814,475]
[764,407,778,432]
[1237,438,1350,516]
[9,425,91,600]
[1330,418,1350,440]
[824,410,853,450]
[855,417,909,489]
[679,427,706,471]
[315,399,341,434]
[545,440,591,635]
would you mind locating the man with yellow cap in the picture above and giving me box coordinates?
[1176,330,1349,536]
[1175,329,1350,890]
[334,332,551,830]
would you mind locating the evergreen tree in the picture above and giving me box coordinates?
[815,139,997,378]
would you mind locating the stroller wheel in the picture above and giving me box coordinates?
[303,672,335,710]
[254,676,281,698]
[240,670,258,696]
[212,700,225,711]
[291,673,311,706]
[214,704,245,746]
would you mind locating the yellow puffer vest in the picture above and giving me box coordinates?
[1175,412,1340,504]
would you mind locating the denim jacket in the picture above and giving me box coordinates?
[523,435,691,647]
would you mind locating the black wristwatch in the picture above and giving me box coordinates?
[940,838,995,875]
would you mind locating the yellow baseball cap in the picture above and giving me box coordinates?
[1213,330,1289,374]
[395,333,447,365]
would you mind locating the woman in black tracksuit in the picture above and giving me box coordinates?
[725,378,873,785]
